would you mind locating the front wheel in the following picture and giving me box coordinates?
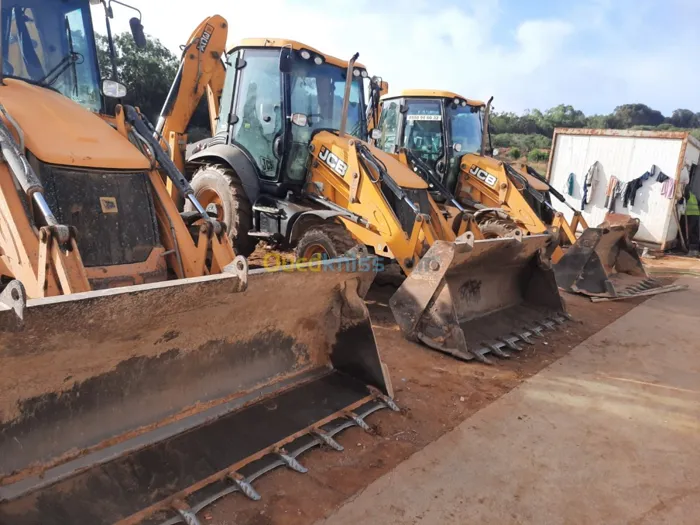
[185,164,256,256]
[294,223,359,262]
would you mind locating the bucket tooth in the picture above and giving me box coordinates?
[345,411,372,432]
[228,472,261,501]
[176,508,202,525]
[313,428,344,451]
[368,387,401,412]
[528,324,545,338]
[276,449,308,474]
[486,342,511,358]
[517,331,535,345]
[498,336,522,352]
[550,315,566,326]
[473,346,495,364]
[540,319,557,331]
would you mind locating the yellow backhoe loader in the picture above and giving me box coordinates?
[155,18,568,372]
[0,4,396,524]
[372,89,660,299]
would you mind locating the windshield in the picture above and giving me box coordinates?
[447,103,483,156]
[1,0,101,111]
[402,99,444,172]
[286,57,365,181]
[289,59,365,139]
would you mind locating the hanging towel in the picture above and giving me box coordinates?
[566,173,575,196]
[581,161,601,210]
[661,178,675,199]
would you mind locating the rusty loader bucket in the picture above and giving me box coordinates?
[389,233,569,363]
[0,257,396,525]
[553,225,661,298]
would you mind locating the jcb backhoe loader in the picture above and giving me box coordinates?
[155,22,568,368]
[0,4,396,524]
[372,89,659,298]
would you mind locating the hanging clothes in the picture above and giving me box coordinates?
[656,172,670,183]
[622,167,657,207]
[660,178,675,199]
[566,173,575,196]
[623,178,644,207]
[581,161,601,210]
[604,175,620,211]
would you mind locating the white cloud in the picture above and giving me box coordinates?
[92,0,700,115]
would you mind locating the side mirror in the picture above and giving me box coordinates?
[291,113,308,127]
[102,79,127,98]
[279,47,293,73]
[371,128,382,140]
[129,17,147,49]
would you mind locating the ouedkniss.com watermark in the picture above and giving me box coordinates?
[261,252,386,272]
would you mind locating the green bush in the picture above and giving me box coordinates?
[509,148,521,159]
[492,133,552,153]
[528,149,550,162]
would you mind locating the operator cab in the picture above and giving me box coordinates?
[376,90,485,194]
[213,39,368,196]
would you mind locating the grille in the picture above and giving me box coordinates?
[34,160,160,268]
[382,185,432,235]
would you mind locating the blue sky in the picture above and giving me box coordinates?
[94,0,700,116]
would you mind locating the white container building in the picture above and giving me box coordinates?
[545,128,700,250]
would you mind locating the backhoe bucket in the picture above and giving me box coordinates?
[0,257,395,525]
[390,233,568,363]
[553,225,661,298]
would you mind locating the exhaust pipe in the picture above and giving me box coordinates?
[339,52,360,138]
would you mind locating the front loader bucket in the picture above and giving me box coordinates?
[390,233,568,363]
[0,257,395,525]
[553,225,661,298]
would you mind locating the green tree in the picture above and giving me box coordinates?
[611,103,665,128]
[96,33,178,122]
[669,109,699,128]
[543,104,587,130]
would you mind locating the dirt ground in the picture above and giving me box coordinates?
[318,276,700,525]
[205,278,661,525]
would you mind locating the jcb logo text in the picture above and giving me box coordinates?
[469,165,498,188]
[319,146,348,176]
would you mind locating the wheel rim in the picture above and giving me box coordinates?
[197,189,224,221]
[300,244,331,260]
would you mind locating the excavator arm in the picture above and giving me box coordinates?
[366,77,388,137]
[155,15,228,187]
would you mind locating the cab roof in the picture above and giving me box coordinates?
[381,89,485,107]
[230,39,367,70]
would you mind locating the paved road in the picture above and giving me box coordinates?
[317,278,700,525]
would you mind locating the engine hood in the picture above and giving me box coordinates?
[0,79,149,170]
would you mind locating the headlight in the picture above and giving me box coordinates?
[300,50,311,60]
[314,56,323,65]
[453,98,460,105]
[361,70,368,78]
[461,100,467,106]
[353,68,361,77]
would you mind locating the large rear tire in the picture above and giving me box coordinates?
[186,164,256,256]
[294,223,359,261]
